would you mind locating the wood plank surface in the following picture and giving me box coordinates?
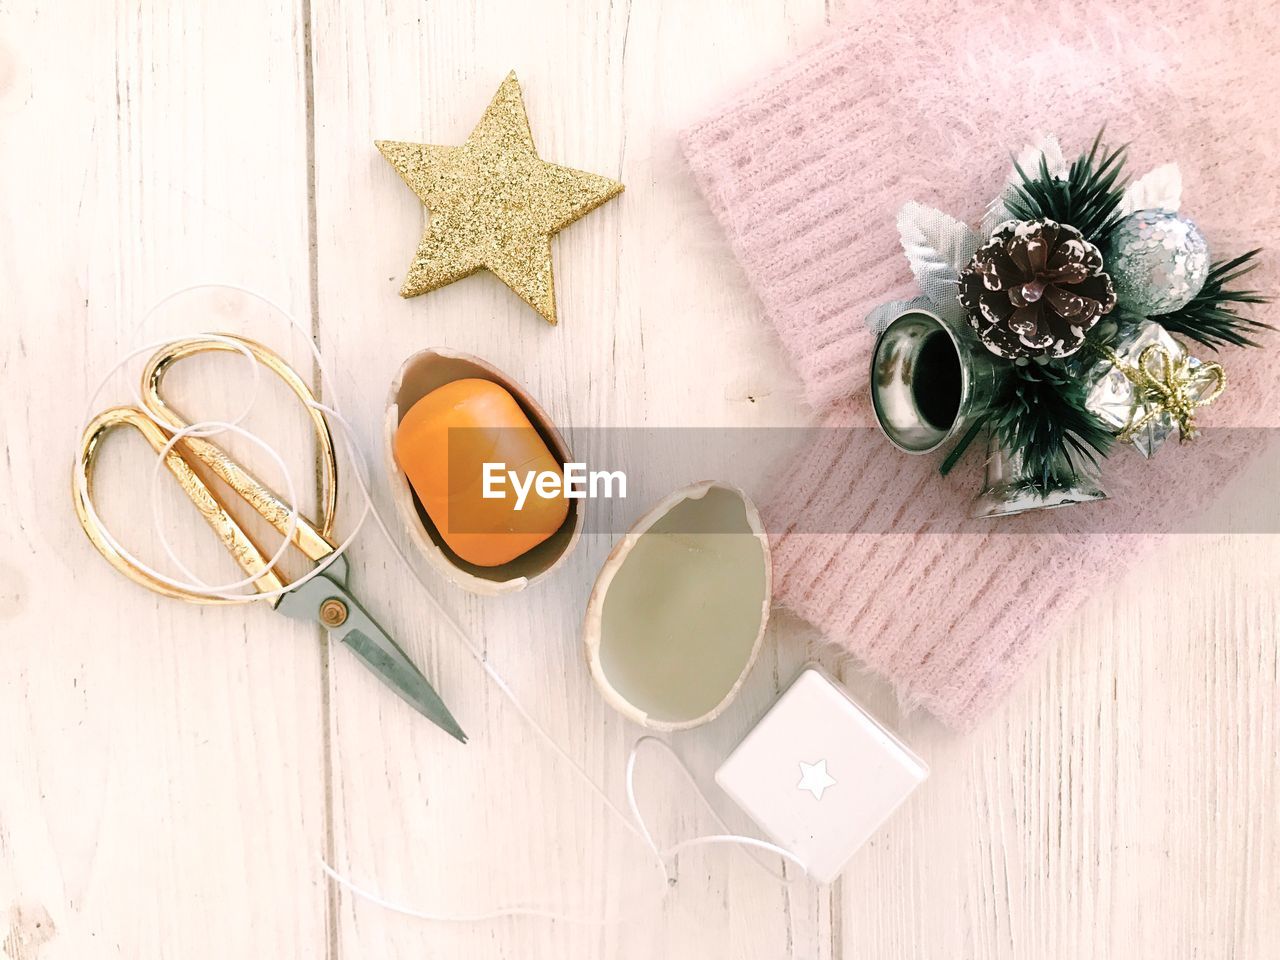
[0,1,329,958]
[2,0,1276,958]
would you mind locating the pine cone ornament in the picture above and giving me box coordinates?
[958,219,1117,359]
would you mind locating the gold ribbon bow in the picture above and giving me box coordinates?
[1102,343,1227,445]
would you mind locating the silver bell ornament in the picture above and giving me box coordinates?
[1106,210,1210,315]
[870,307,1003,455]
[970,432,1108,519]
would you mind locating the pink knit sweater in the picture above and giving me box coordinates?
[681,2,1280,729]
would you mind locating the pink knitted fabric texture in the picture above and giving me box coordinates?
[681,2,1280,729]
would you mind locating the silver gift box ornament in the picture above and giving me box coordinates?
[1084,320,1219,458]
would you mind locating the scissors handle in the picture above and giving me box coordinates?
[75,335,467,739]
[140,335,338,564]
[74,334,339,604]
[74,406,285,603]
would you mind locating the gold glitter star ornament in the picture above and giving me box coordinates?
[376,72,624,325]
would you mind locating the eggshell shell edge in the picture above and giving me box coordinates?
[582,480,772,731]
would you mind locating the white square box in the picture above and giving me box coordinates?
[715,668,928,884]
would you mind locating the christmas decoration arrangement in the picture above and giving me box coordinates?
[870,131,1271,516]
[378,71,624,326]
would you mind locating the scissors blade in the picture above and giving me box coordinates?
[340,625,468,744]
[276,573,467,743]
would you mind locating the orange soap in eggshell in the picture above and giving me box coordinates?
[393,378,569,567]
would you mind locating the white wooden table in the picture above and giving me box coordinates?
[2,2,1277,957]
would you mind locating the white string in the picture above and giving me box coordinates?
[75,297,368,602]
[79,283,809,926]
[625,737,807,883]
[76,333,307,598]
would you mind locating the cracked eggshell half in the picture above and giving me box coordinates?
[583,481,771,731]
[384,348,582,595]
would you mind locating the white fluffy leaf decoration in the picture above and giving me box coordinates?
[980,201,1015,241]
[1013,134,1068,181]
[981,134,1068,237]
[864,297,921,336]
[1122,163,1181,214]
[897,202,980,308]
[865,295,965,336]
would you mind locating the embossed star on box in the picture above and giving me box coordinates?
[715,668,928,884]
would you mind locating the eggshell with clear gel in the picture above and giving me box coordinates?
[583,481,771,730]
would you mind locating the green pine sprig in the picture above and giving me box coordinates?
[1006,130,1129,247]
[986,362,1115,491]
[1152,249,1273,350]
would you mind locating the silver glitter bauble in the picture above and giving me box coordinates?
[1106,210,1210,315]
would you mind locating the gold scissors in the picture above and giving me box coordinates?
[73,334,467,743]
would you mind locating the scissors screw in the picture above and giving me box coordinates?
[319,598,349,628]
